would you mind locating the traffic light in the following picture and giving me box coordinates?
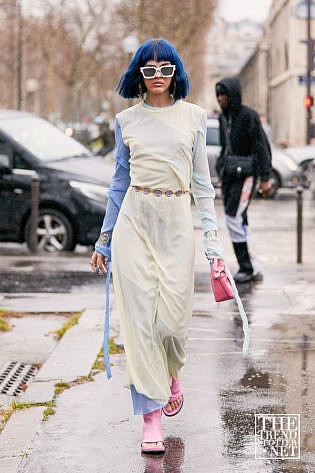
[305,95,314,108]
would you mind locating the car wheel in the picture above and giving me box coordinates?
[26,209,75,252]
[267,170,281,199]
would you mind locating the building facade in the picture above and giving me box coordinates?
[202,14,265,114]
[239,42,270,118]
[239,0,315,146]
[268,0,315,146]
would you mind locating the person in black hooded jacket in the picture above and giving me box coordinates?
[215,76,272,283]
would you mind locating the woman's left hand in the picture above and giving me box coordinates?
[90,250,108,274]
[259,179,272,197]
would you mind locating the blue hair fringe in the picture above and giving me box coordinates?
[117,38,189,100]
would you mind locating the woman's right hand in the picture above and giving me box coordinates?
[90,250,108,275]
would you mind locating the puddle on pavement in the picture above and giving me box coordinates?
[10,260,55,268]
[141,437,185,473]
[0,272,105,293]
[216,337,314,471]
[188,307,315,471]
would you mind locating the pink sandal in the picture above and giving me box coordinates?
[141,409,165,454]
[162,377,184,417]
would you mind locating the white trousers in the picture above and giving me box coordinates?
[225,177,261,274]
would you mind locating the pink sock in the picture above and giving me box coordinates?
[142,409,163,443]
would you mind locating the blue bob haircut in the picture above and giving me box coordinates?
[117,38,189,100]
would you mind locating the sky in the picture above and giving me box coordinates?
[219,0,273,22]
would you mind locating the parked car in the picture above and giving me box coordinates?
[206,117,314,198]
[206,117,221,185]
[0,110,113,251]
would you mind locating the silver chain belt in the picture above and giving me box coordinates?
[131,185,189,197]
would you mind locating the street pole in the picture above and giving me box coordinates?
[296,186,303,264]
[128,52,133,108]
[306,0,312,144]
[122,35,139,108]
[29,173,40,253]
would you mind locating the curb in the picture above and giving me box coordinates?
[0,305,113,471]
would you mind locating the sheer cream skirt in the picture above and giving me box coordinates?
[111,188,195,403]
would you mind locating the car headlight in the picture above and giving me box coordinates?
[280,154,298,172]
[70,180,108,202]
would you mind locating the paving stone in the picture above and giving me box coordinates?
[35,328,102,382]
[0,456,21,473]
[0,393,12,411]
[76,308,104,328]
[35,309,104,382]
[0,407,44,459]
[19,381,56,405]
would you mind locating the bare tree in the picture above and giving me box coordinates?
[0,0,118,120]
[114,0,218,102]
[35,0,113,121]
[0,0,217,121]
[0,0,20,108]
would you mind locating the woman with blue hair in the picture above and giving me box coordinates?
[90,38,224,454]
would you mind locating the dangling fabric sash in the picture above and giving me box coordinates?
[103,262,112,379]
[225,264,249,356]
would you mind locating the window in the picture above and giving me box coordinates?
[206,126,220,146]
[0,116,90,161]
[13,152,32,170]
[284,42,289,71]
[0,137,12,158]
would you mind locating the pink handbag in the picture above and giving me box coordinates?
[210,258,234,302]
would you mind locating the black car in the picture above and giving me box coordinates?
[0,110,113,251]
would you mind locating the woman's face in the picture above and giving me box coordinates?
[142,60,173,96]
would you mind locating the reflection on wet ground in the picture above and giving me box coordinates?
[10,272,314,473]
[0,271,209,294]
[0,271,104,293]
[210,279,315,473]
[142,437,185,473]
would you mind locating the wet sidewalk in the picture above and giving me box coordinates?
[0,192,314,472]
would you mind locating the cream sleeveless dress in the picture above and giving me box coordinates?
[111,100,221,403]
